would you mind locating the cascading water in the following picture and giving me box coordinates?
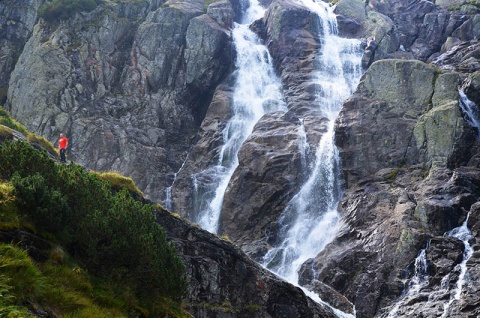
[459,89,480,139]
[382,213,474,318]
[262,0,363,289]
[164,156,189,211]
[440,213,474,317]
[298,120,310,170]
[385,247,430,317]
[194,0,286,233]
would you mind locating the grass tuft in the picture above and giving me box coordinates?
[0,106,28,135]
[92,171,143,196]
[27,133,59,157]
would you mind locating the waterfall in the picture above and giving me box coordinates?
[383,214,474,318]
[385,247,430,317]
[459,89,480,139]
[298,120,310,170]
[262,0,363,290]
[164,156,189,211]
[441,213,474,317]
[195,0,286,233]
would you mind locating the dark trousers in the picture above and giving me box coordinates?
[60,148,66,162]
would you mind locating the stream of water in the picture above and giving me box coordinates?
[383,213,474,318]
[194,0,286,233]
[262,0,363,287]
[459,89,480,139]
[192,0,363,314]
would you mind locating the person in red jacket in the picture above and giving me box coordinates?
[58,133,68,163]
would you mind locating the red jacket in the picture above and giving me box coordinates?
[59,137,68,150]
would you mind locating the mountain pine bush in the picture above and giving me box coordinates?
[0,140,187,304]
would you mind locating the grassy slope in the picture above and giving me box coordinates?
[0,106,190,318]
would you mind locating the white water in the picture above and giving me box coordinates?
[385,247,430,317]
[384,213,474,318]
[195,0,286,232]
[459,89,480,139]
[164,156,189,211]
[441,213,474,317]
[298,120,310,170]
[262,0,363,289]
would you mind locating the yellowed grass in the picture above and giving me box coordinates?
[92,171,143,196]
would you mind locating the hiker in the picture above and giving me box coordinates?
[58,133,68,163]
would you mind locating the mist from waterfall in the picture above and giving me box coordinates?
[262,0,363,287]
[194,0,286,233]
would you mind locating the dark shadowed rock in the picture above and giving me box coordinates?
[0,0,42,104]
[155,207,339,318]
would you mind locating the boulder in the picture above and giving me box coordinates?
[334,0,367,38]
[335,59,435,186]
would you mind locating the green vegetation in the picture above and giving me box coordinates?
[0,140,188,316]
[39,0,100,22]
[93,170,143,197]
[27,133,59,157]
[448,1,480,11]
[0,125,14,142]
[0,105,28,135]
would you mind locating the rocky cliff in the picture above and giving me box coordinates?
[2,0,480,317]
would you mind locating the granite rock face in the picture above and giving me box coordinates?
[3,0,480,317]
[4,0,236,203]
[298,60,480,318]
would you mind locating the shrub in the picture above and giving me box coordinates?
[0,141,58,182]
[39,0,100,22]
[12,173,71,235]
[1,140,187,304]
[79,189,187,300]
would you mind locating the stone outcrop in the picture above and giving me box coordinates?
[0,0,44,104]
[334,0,480,65]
